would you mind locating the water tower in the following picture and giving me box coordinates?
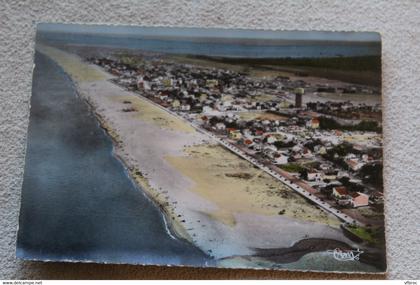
[294,87,305,108]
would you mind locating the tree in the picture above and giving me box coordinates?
[299,169,308,180]
[339,177,365,193]
[331,142,357,157]
[360,163,383,188]
[304,139,322,151]
[339,177,350,185]
[209,116,223,126]
[274,140,296,149]
[318,116,381,132]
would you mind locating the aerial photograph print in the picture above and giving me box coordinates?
[17,23,385,273]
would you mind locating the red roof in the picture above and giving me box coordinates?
[334,186,348,196]
[350,192,360,198]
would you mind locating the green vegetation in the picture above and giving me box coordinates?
[279,163,305,173]
[344,224,382,245]
[329,142,358,157]
[191,55,381,72]
[274,140,296,148]
[321,143,354,170]
[338,177,365,192]
[304,139,323,151]
[117,54,143,68]
[319,116,381,132]
[187,54,381,86]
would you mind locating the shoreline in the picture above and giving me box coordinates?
[34,44,378,271]
[83,95,196,246]
[220,238,384,269]
[43,45,220,252]
[90,102,376,270]
[46,46,200,253]
[19,51,213,267]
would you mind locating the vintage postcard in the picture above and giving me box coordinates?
[17,23,385,273]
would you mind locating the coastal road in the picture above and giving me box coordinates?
[205,133,362,226]
[127,88,363,226]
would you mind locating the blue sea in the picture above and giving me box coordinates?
[16,52,212,266]
[37,32,381,59]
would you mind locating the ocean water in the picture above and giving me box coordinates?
[16,52,212,266]
[37,32,381,58]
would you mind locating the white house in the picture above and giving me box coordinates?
[263,144,277,153]
[307,171,323,182]
[292,144,302,152]
[266,135,277,144]
[202,106,213,114]
[215,122,226,131]
[272,154,289,165]
[302,148,313,159]
[180,104,191,111]
[345,157,365,171]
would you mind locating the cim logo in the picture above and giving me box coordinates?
[328,248,364,261]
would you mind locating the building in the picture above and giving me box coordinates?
[272,154,289,165]
[265,135,277,144]
[263,144,277,153]
[180,104,191,111]
[159,94,168,101]
[202,106,213,114]
[307,170,323,182]
[294,87,304,108]
[254,130,264,137]
[215,122,226,131]
[279,101,290,108]
[244,139,254,147]
[172,99,181,109]
[295,93,302,108]
[314,145,327,155]
[229,129,242,140]
[332,186,349,199]
[162,78,174,87]
[345,157,365,171]
[199,93,208,102]
[369,191,384,205]
[137,77,151,90]
[350,192,369,208]
[206,79,218,88]
[302,148,313,159]
[323,172,337,181]
[311,117,320,129]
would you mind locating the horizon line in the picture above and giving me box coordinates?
[37,23,381,43]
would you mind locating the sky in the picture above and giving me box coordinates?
[37,23,381,43]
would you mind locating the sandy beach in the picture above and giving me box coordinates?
[36,44,356,267]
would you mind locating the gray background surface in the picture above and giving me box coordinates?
[0,0,419,280]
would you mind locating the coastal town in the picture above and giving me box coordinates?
[86,53,384,243]
[16,21,389,273]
